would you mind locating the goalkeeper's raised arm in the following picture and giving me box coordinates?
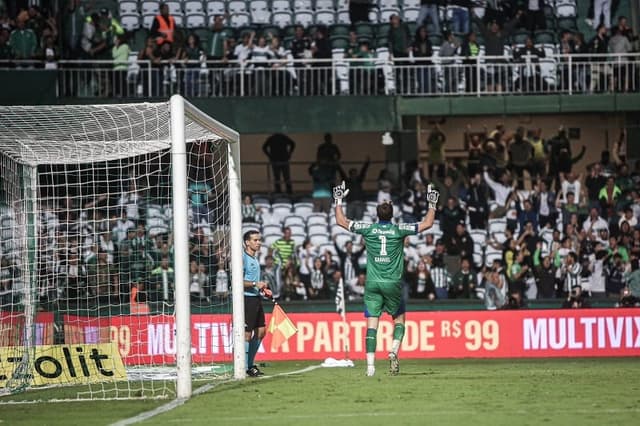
[334,181,351,230]
[417,184,439,233]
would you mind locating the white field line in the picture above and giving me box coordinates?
[109,365,321,426]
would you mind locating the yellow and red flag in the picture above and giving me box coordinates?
[268,304,297,351]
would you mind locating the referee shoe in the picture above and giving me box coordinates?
[247,365,264,377]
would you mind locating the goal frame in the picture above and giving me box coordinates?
[170,95,245,398]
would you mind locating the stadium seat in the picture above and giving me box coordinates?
[379,8,400,22]
[331,36,349,50]
[534,29,556,45]
[307,213,329,227]
[334,233,352,248]
[315,10,335,26]
[185,1,205,14]
[470,230,487,245]
[142,13,155,29]
[402,7,420,23]
[130,28,149,51]
[272,0,292,12]
[484,247,502,267]
[228,0,248,13]
[330,24,350,38]
[402,0,420,8]
[511,30,530,45]
[263,223,282,235]
[293,0,313,11]
[141,1,161,15]
[555,3,577,18]
[309,233,330,246]
[229,12,251,28]
[293,202,314,217]
[263,234,280,246]
[186,13,207,28]
[172,14,186,27]
[261,25,281,39]
[283,215,306,228]
[307,224,328,235]
[250,0,271,24]
[165,1,183,15]
[119,1,139,15]
[294,11,314,27]
[355,22,374,40]
[368,8,380,23]
[556,17,577,31]
[121,14,141,31]
[206,0,225,16]
[336,10,350,24]
[315,0,335,10]
[272,11,293,28]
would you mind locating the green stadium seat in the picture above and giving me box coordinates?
[557,17,577,31]
[374,36,388,49]
[331,36,349,50]
[330,24,350,38]
[511,30,531,46]
[260,25,282,39]
[376,23,391,38]
[534,30,556,45]
[428,34,442,47]
[193,27,211,52]
[355,23,374,40]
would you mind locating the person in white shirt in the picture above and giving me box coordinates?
[618,207,638,229]
[582,207,609,239]
[559,172,582,205]
[418,233,437,257]
[483,167,516,218]
[234,31,254,63]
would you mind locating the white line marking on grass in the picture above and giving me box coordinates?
[110,365,321,426]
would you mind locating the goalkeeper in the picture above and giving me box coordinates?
[333,181,439,376]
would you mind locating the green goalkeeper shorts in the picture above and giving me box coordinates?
[364,280,404,318]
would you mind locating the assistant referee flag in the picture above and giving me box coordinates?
[268,304,297,351]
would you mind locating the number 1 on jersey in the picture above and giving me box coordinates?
[379,235,387,256]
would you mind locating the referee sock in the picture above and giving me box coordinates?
[245,341,250,370]
[248,337,262,368]
[391,324,405,355]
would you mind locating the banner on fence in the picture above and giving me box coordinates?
[63,309,640,365]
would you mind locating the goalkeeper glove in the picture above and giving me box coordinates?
[333,180,350,205]
[426,184,440,210]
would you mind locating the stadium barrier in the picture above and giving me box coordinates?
[1,53,638,98]
[15,308,636,365]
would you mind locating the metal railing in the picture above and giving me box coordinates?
[2,52,638,98]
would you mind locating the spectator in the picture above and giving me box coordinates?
[583,207,609,239]
[598,175,622,217]
[605,253,625,297]
[524,0,545,32]
[0,28,12,60]
[112,34,130,97]
[416,0,440,33]
[308,257,328,299]
[439,31,460,93]
[262,133,296,194]
[407,260,436,299]
[483,166,516,218]
[297,239,314,290]
[618,206,637,229]
[508,127,533,189]
[460,32,481,93]
[241,195,261,223]
[42,35,57,69]
[387,14,412,92]
[150,3,176,46]
[430,252,451,299]
[513,36,545,93]
[419,233,437,257]
[447,222,474,260]
[412,26,434,94]
[624,259,640,300]
[472,12,521,92]
[283,260,306,301]
[609,27,632,92]
[271,227,296,298]
[138,37,161,96]
[534,250,557,299]
[559,172,583,206]
[62,0,85,59]
[181,33,203,97]
[317,133,341,167]
[9,11,37,61]
[377,169,393,204]
[464,125,485,177]
[334,235,365,285]
[261,255,277,293]
[465,173,489,229]
[592,0,611,30]
[533,179,557,229]
[427,123,446,179]
[401,180,420,223]
[589,24,610,92]
[309,162,334,213]
[189,261,208,301]
[484,268,506,310]
[440,197,466,237]
[158,41,178,95]
[450,257,477,299]
[585,163,607,210]
[311,26,331,95]
[561,251,582,296]
[339,157,370,220]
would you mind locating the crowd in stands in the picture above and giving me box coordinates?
[1,124,640,311]
[0,1,638,96]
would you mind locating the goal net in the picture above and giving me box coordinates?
[0,96,244,400]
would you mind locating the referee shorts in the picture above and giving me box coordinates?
[244,296,265,332]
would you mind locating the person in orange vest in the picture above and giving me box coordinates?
[150,3,175,46]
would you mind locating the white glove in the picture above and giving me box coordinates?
[333,180,350,205]
[426,184,440,210]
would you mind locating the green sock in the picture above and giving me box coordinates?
[365,328,377,353]
[393,324,405,341]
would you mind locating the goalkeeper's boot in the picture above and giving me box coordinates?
[388,352,400,376]
[366,365,376,377]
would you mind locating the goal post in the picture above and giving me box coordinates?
[0,95,244,400]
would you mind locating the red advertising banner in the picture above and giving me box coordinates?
[0,312,54,346]
[64,309,640,365]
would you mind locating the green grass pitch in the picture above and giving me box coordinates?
[1,358,639,426]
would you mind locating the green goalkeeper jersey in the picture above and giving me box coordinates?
[349,221,417,283]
